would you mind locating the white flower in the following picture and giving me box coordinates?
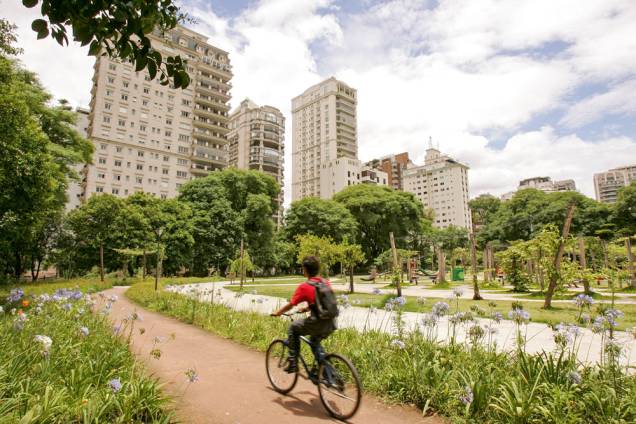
[34,335,52,352]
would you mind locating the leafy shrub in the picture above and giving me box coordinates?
[0,283,171,422]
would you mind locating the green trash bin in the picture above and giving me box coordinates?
[452,267,464,281]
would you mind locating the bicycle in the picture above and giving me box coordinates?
[265,313,362,420]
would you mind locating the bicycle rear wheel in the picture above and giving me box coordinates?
[317,353,362,420]
[265,339,298,394]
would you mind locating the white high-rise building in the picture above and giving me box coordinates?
[227,98,285,224]
[594,164,636,203]
[291,77,357,200]
[81,25,232,201]
[403,143,471,229]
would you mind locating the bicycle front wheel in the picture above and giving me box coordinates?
[265,339,298,394]
[317,353,362,420]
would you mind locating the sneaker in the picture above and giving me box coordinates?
[284,358,297,373]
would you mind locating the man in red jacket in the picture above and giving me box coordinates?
[271,256,336,372]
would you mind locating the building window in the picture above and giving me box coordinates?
[107,76,115,84]
[143,87,149,94]
[142,100,148,106]
[162,168,169,175]
[177,158,187,165]
[178,134,189,142]
[108,63,116,71]
[178,146,188,153]
[104,103,112,110]
[112,188,119,195]
[96,186,104,193]
[123,81,129,88]
[97,173,105,179]
[166,118,172,125]
[121,94,128,101]
[98,157,107,165]
[165,130,172,137]
[136,164,143,170]
[103,116,110,123]
[137,151,144,157]
[113,174,121,181]
[176,170,188,178]
[181,111,190,118]
[118,119,125,127]
[114,160,122,167]
[163,155,169,162]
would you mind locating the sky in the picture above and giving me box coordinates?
[3,0,636,204]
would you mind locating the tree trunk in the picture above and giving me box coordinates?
[389,232,401,297]
[142,250,147,280]
[99,241,104,282]
[34,259,41,281]
[601,239,609,269]
[579,236,591,294]
[239,239,245,289]
[483,248,490,283]
[470,228,482,300]
[537,248,545,291]
[349,264,354,293]
[626,237,636,288]
[438,249,446,284]
[544,203,576,309]
[154,250,162,291]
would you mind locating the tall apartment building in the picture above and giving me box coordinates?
[501,176,577,201]
[65,107,90,211]
[228,98,285,223]
[365,152,413,191]
[81,25,232,201]
[291,77,357,200]
[594,164,636,203]
[403,145,471,229]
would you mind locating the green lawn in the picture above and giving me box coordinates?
[226,284,636,330]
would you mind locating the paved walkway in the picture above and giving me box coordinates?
[171,282,636,368]
[102,287,441,424]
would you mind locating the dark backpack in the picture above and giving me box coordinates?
[309,279,339,320]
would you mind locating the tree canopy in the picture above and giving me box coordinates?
[0,30,92,281]
[179,169,279,272]
[284,197,358,243]
[20,0,191,88]
[333,184,425,262]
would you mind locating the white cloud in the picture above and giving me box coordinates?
[560,79,636,128]
[454,127,636,196]
[4,0,635,204]
[2,1,93,107]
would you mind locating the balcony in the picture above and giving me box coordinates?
[194,117,228,133]
[195,93,230,108]
[194,105,228,120]
[195,82,230,99]
[194,127,227,143]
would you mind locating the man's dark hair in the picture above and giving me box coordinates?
[302,256,321,277]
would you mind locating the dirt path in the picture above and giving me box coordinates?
[103,287,442,424]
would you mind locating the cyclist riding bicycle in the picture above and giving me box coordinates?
[271,256,337,373]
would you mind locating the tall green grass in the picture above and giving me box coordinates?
[0,281,172,422]
[128,282,636,423]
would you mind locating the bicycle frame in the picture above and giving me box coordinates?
[295,335,326,384]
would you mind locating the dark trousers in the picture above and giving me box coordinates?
[287,316,335,358]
